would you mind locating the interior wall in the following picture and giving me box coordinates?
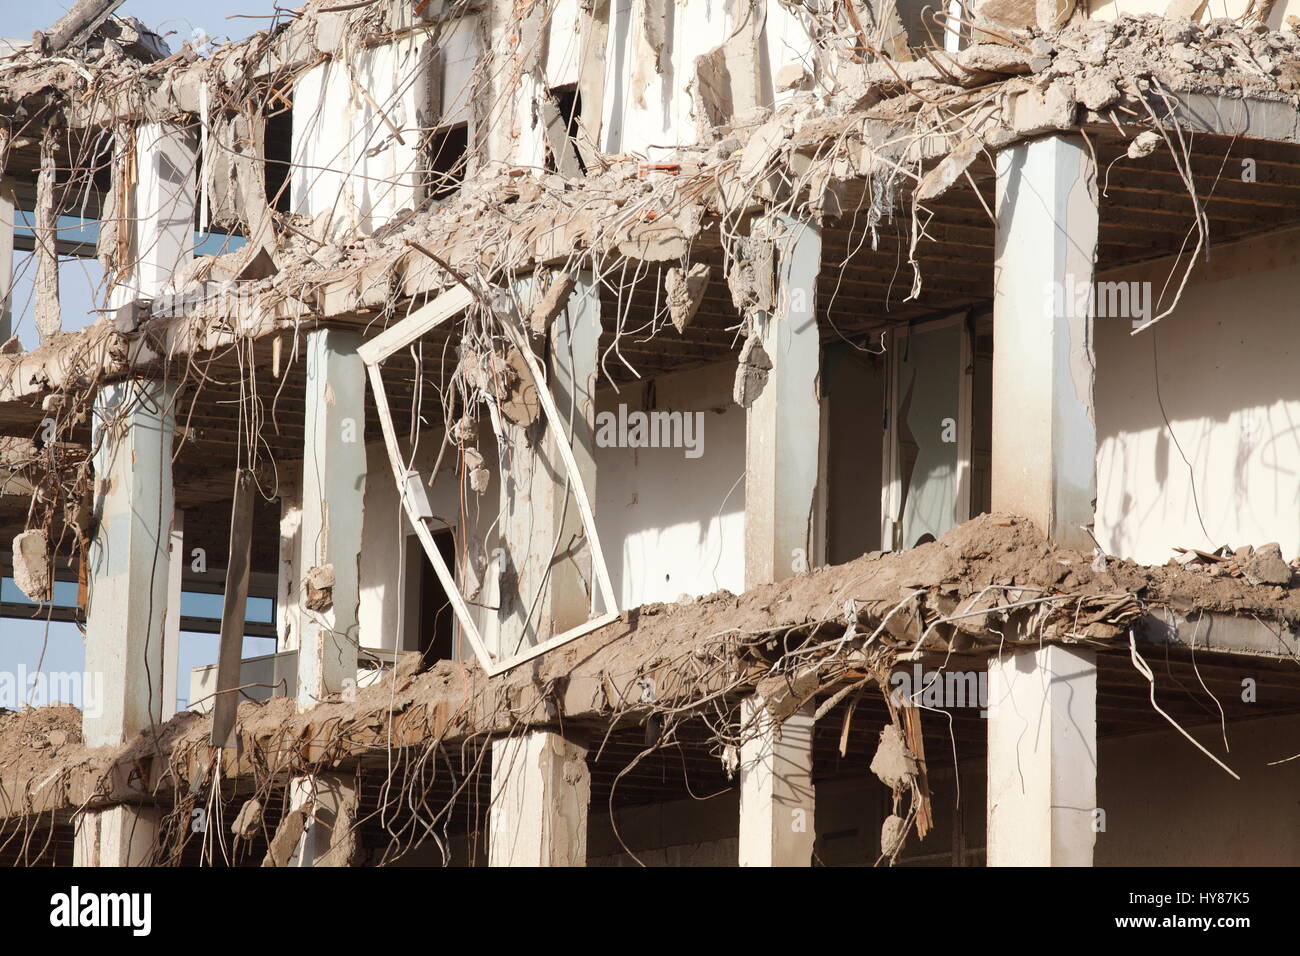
[594,361,746,608]
[1098,712,1300,865]
[825,342,885,563]
[1095,252,1300,563]
[290,37,430,238]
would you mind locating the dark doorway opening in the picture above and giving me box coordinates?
[407,531,456,664]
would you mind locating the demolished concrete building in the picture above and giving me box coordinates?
[0,0,1298,867]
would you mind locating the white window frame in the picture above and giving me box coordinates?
[358,283,619,677]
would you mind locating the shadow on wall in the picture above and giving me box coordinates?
[1095,261,1300,563]
[594,364,745,607]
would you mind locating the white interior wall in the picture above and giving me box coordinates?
[358,360,743,652]
[546,0,582,87]
[292,17,488,237]
[600,0,734,158]
[442,15,482,126]
[1095,245,1300,563]
[291,38,428,237]
[762,0,818,106]
[594,361,746,608]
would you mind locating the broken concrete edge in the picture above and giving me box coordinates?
[0,0,445,127]
[0,79,1280,411]
[4,511,1299,824]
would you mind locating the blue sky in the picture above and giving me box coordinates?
[0,1,277,715]
[1,2,269,48]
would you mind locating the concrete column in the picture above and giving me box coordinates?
[298,328,366,708]
[489,731,589,866]
[496,275,600,655]
[72,806,161,867]
[987,644,1097,867]
[84,380,176,747]
[0,178,13,342]
[744,215,821,589]
[162,508,183,718]
[738,697,816,866]
[277,470,303,654]
[134,123,197,297]
[992,134,1097,549]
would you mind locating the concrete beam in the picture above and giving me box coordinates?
[992,133,1098,550]
[1137,610,1300,661]
[84,379,176,747]
[987,644,1097,867]
[738,698,815,867]
[496,275,600,655]
[297,328,366,709]
[489,731,589,867]
[744,216,821,588]
[1111,90,1300,146]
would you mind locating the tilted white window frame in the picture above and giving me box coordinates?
[357,284,619,677]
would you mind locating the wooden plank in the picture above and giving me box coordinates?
[356,283,475,365]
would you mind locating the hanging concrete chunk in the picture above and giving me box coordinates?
[665,263,710,333]
[1127,130,1163,159]
[881,813,908,856]
[870,723,918,790]
[231,798,263,839]
[529,271,576,337]
[733,332,772,408]
[12,529,52,603]
[261,807,306,867]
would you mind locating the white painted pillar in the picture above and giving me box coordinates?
[496,275,600,655]
[0,178,13,342]
[134,123,197,297]
[162,508,183,718]
[987,644,1097,867]
[72,806,161,867]
[992,134,1097,549]
[84,380,176,747]
[298,328,366,708]
[277,465,303,655]
[77,379,174,867]
[744,216,821,588]
[738,697,816,866]
[489,731,589,867]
